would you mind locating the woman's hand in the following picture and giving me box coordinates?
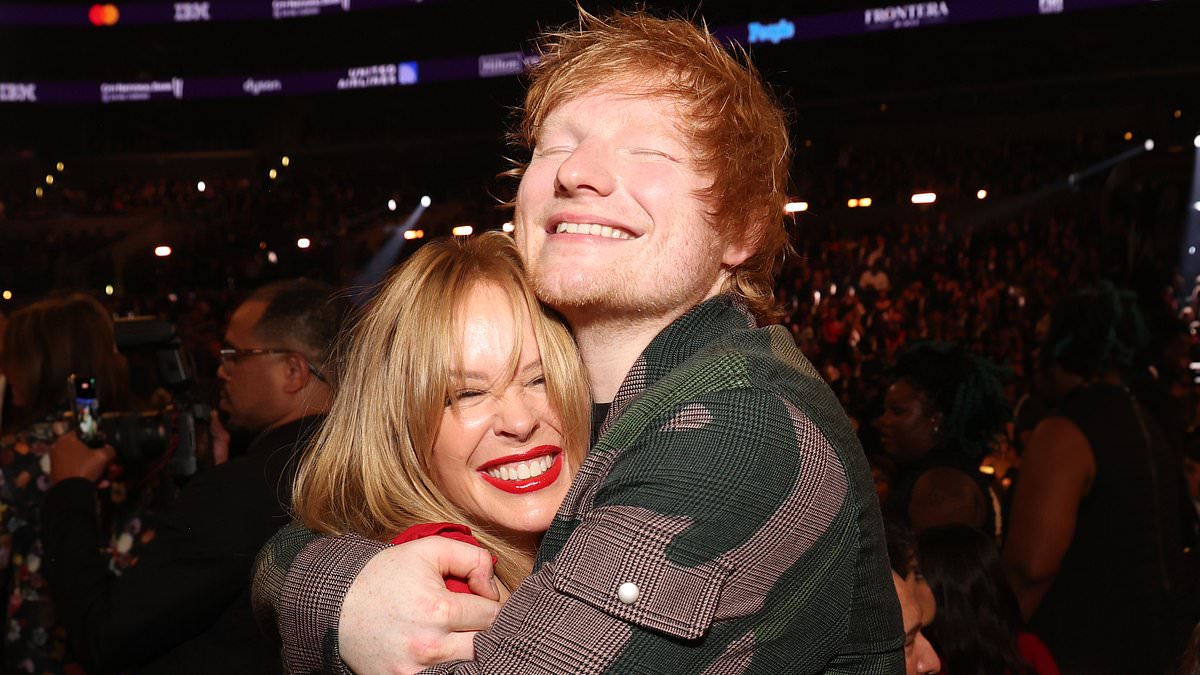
[49,433,115,484]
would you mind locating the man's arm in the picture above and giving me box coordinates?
[279,388,896,673]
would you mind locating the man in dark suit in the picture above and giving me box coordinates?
[43,279,349,673]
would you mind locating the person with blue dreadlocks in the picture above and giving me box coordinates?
[1004,282,1190,675]
[875,341,1009,535]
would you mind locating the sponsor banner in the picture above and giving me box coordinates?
[0,82,37,102]
[173,2,212,21]
[1038,0,1065,14]
[747,19,796,45]
[242,78,283,96]
[477,51,524,79]
[863,2,951,31]
[99,78,184,103]
[271,0,350,20]
[398,61,419,86]
[336,63,397,90]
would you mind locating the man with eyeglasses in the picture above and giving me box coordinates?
[42,279,350,674]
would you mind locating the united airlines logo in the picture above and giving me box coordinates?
[864,2,950,30]
[747,19,796,45]
[337,64,397,90]
[174,2,211,21]
[243,78,283,96]
[0,82,37,102]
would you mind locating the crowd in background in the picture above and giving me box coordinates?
[2,132,1199,673]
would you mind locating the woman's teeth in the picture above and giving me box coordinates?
[485,455,555,481]
[555,222,635,239]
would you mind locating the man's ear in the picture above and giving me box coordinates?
[721,235,755,268]
[280,353,313,394]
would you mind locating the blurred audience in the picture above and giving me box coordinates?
[1003,283,1188,675]
[875,342,1009,535]
[918,524,1058,675]
[39,280,349,673]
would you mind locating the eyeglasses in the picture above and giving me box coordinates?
[218,348,328,384]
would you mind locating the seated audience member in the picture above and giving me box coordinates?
[1004,283,1188,675]
[875,341,1009,534]
[40,279,349,673]
[0,294,137,673]
[886,519,942,675]
[918,524,1059,675]
[254,233,590,662]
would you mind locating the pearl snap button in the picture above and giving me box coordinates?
[617,582,640,604]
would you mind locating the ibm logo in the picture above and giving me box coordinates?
[174,2,211,21]
[0,83,37,102]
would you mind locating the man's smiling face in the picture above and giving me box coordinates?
[514,83,750,322]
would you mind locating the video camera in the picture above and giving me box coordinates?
[75,318,208,477]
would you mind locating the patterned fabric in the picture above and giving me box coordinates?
[0,417,170,674]
[257,295,904,674]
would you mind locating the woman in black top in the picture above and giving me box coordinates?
[875,341,1008,535]
[1004,283,1187,674]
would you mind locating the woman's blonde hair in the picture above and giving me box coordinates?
[292,232,589,589]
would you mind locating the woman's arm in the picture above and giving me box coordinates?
[1003,416,1095,619]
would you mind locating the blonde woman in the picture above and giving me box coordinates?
[256,232,590,636]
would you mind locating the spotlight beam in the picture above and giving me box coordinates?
[350,202,428,305]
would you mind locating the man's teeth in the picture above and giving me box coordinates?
[555,222,635,239]
[485,455,555,481]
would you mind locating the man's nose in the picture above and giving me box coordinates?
[217,361,232,382]
[554,140,615,197]
[915,634,941,675]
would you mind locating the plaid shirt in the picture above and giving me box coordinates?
[255,296,903,674]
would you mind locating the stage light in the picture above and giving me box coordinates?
[502,222,515,233]
[452,225,474,237]
[859,197,873,207]
[830,284,838,295]
[784,201,809,213]
[1190,246,1197,255]
[267,251,278,264]
[154,246,172,257]
[1,291,11,301]
[976,189,988,200]
[281,155,290,167]
[296,237,311,249]
[403,230,424,240]
[104,285,114,296]
[387,199,397,212]
[1194,134,1200,148]
[268,169,278,180]
[847,198,859,208]
[1194,202,1200,212]
[55,162,64,172]
[45,174,54,185]
[1144,139,1155,151]
[420,195,432,208]
[258,241,267,250]
[196,180,206,192]
[1175,110,1183,119]
[911,192,937,204]
[168,293,178,303]
[34,187,43,198]
[1123,131,1133,141]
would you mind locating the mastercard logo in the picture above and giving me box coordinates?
[88,4,120,26]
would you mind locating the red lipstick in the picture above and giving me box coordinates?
[478,445,563,494]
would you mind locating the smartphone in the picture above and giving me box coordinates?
[68,374,103,446]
